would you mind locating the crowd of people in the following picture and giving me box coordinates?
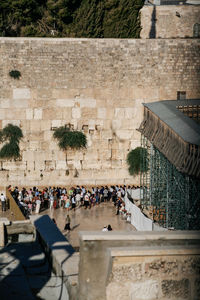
[5,184,137,219]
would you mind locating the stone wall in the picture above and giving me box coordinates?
[107,247,200,300]
[0,38,200,188]
[78,231,200,300]
[140,5,200,39]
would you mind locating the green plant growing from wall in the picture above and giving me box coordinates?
[53,126,87,150]
[53,126,87,175]
[0,124,23,159]
[9,70,21,79]
[127,146,148,175]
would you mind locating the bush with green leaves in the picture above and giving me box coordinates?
[0,124,23,159]
[127,147,148,175]
[9,70,21,79]
[53,126,87,151]
[0,0,144,38]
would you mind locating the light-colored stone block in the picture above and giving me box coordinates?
[26,109,33,120]
[51,120,62,128]
[0,99,10,108]
[56,99,75,107]
[13,88,31,100]
[130,280,159,300]
[112,120,122,131]
[72,108,81,119]
[34,108,43,120]
[115,130,133,140]
[114,108,125,119]
[98,108,107,119]
[2,120,20,127]
[76,98,96,108]
[56,160,67,170]
[101,130,113,140]
[12,99,29,108]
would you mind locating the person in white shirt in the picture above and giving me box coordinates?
[35,198,41,214]
[0,193,6,211]
[102,226,108,232]
[75,193,81,207]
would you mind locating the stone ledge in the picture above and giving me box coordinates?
[79,230,200,241]
[108,245,200,257]
[30,215,78,300]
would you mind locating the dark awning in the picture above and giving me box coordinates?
[138,100,200,178]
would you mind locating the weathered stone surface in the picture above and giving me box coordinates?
[13,88,31,100]
[141,5,200,39]
[0,38,199,186]
[161,279,189,298]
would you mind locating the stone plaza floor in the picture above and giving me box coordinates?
[40,202,136,249]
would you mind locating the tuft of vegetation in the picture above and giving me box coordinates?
[9,70,21,79]
[127,147,148,175]
[0,0,144,38]
[53,126,87,150]
[0,124,23,159]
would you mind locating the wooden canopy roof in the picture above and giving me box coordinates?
[138,100,200,178]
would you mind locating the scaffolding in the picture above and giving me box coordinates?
[141,135,200,230]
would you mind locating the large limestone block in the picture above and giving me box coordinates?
[35,160,45,171]
[13,88,31,100]
[81,160,101,170]
[26,109,34,120]
[72,108,81,119]
[62,108,72,119]
[2,161,27,171]
[12,99,29,108]
[30,120,41,131]
[0,99,10,108]
[22,151,35,161]
[84,149,98,161]
[5,109,26,120]
[2,120,20,128]
[101,160,112,169]
[26,161,35,171]
[92,140,108,150]
[29,141,40,151]
[118,140,131,150]
[56,160,67,170]
[76,98,96,108]
[51,120,62,128]
[124,107,136,119]
[0,109,6,119]
[98,149,111,160]
[43,108,63,119]
[106,280,159,300]
[45,160,56,171]
[56,98,75,107]
[111,120,122,131]
[101,130,113,140]
[81,108,97,119]
[130,140,141,149]
[111,160,123,168]
[114,108,125,119]
[97,108,107,119]
[41,120,51,131]
[115,130,133,140]
[121,119,138,130]
[34,108,43,120]
[33,151,47,162]
[52,150,66,161]
[44,130,53,141]
[111,149,124,160]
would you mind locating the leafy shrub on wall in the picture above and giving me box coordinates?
[9,70,21,79]
[127,147,148,175]
[0,124,23,159]
[53,126,87,151]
